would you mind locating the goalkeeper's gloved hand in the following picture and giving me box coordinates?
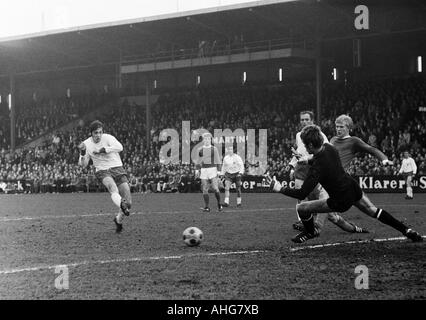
[265,173,282,192]
[270,176,282,193]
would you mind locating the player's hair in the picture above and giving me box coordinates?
[335,114,353,130]
[202,132,212,139]
[89,120,103,134]
[300,110,314,121]
[301,125,324,149]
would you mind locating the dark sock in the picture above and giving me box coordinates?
[214,191,221,206]
[302,215,316,235]
[203,194,209,208]
[375,208,407,233]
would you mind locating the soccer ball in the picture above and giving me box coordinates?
[183,227,203,247]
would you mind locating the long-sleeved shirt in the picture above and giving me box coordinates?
[282,143,357,201]
[221,153,244,175]
[330,135,388,169]
[79,133,123,171]
[398,157,417,175]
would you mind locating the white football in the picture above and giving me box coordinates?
[183,227,203,247]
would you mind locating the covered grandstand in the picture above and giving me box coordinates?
[0,0,425,194]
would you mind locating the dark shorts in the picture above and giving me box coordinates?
[95,166,128,186]
[402,172,413,178]
[326,181,363,213]
[224,172,242,185]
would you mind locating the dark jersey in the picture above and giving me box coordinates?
[282,143,361,203]
[196,145,221,170]
[330,136,387,170]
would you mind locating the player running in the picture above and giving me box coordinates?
[398,151,417,200]
[291,111,368,235]
[268,125,423,244]
[221,145,244,207]
[195,132,223,212]
[78,120,132,233]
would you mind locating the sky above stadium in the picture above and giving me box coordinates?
[1,0,291,40]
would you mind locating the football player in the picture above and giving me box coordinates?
[78,120,132,233]
[221,145,244,207]
[398,151,417,200]
[331,114,393,169]
[269,125,423,244]
[195,132,223,212]
[291,111,368,235]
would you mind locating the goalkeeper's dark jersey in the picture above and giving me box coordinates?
[282,143,361,204]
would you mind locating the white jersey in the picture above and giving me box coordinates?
[79,133,123,171]
[221,153,244,175]
[398,157,417,175]
[290,130,329,179]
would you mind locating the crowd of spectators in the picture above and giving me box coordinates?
[0,75,425,194]
[0,92,116,150]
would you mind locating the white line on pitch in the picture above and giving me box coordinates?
[289,235,426,252]
[1,202,424,222]
[0,207,293,222]
[0,250,269,275]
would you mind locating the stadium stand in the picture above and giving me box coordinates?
[0,75,425,193]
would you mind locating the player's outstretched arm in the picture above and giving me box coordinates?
[354,137,392,165]
[281,171,318,200]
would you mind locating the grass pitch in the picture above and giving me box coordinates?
[0,192,424,299]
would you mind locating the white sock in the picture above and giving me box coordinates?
[116,211,124,224]
[111,192,122,208]
[237,197,241,205]
[224,197,229,204]
[407,187,413,197]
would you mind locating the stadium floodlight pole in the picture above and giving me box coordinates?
[146,80,151,150]
[315,40,322,124]
[117,49,122,90]
[9,73,15,152]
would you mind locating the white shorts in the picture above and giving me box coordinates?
[200,167,218,180]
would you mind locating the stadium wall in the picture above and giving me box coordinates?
[6,65,117,103]
[2,175,425,194]
[121,59,312,93]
